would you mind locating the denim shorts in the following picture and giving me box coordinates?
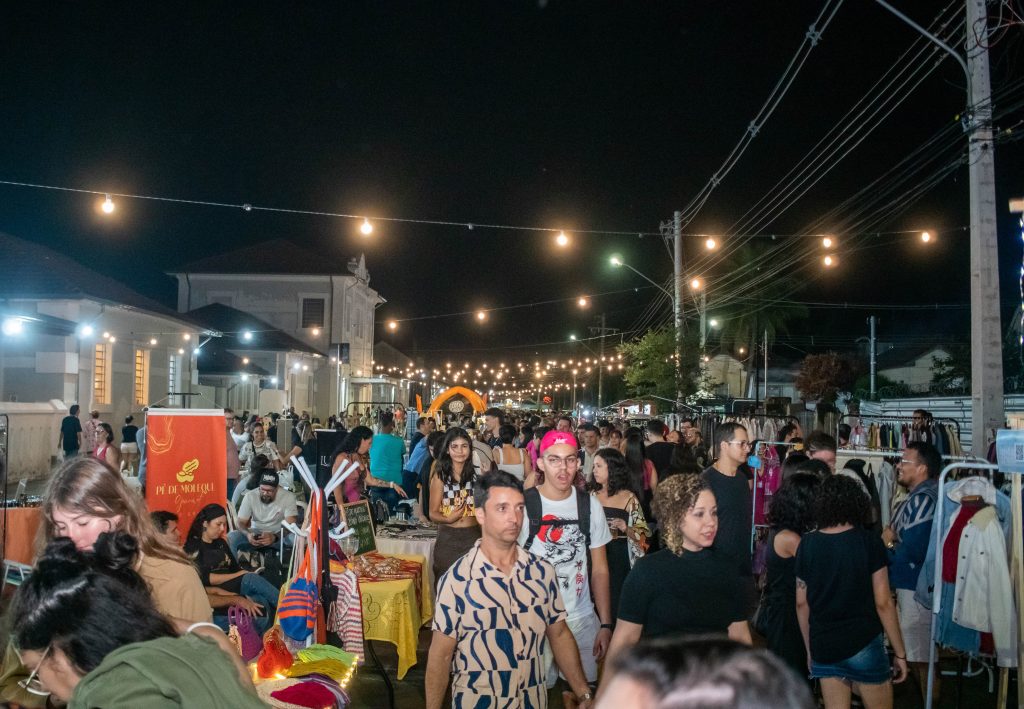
[810,633,891,685]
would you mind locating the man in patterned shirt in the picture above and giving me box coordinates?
[426,470,594,709]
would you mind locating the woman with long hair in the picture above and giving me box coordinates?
[10,533,263,707]
[92,422,121,471]
[429,427,481,586]
[607,474,752,664]
[183,504,279,634]
[0,457,211,706]
[761,473,821,679]
[588,448,649,625]
[330,425,407,505]
[796,475,908,708]
[623,431,658,521]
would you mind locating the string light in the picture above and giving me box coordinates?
[386,320,398,331]
[822,236,834,248]
[101,194,114,214]
[555,231,569,247]
[705,237,717,250]
[149,337,158,345]
[311,327,320,336]
[360,218,374,235]
[921,231,932,243]
[823,255,836,267]
[476,310,487,322]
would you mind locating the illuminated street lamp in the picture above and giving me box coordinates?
[386,320,398,332]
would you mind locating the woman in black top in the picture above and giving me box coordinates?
[606,474,752,664]
[184,504,279,634]
[587,448,649,624]
[120,415,140,474]
[795,476,908,708]
[762,472,820,679]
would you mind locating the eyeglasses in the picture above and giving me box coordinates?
[729,441,752,449]
[16,645,51,696]
[544,455,579,468]
[899,458,920,466]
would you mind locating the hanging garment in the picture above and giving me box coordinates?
[876,461,896,528]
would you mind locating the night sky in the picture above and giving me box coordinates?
[1,2,1022,376]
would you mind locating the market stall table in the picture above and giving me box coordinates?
[349,552,432,681]
[374,529,437,593]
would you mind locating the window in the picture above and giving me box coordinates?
[134,349,150,405]
[168,354,178,406]
[93,343,111,405]
[301,298,325,328]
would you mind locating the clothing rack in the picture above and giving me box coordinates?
[925,462,1023,708]
[840,413,962,438]
[839,413,965,459]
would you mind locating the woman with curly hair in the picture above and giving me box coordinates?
[588,448,649,626]
[760,473,821,678]
[606,474,752,665]
[795,475,908,708]
[429,428,481,586]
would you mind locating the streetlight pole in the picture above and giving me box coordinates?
[873,0,1003,460]
[672,211,684,409]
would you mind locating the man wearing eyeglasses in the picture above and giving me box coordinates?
[882,442,941,702]
[520,430,613,696]
[701,422,754,603]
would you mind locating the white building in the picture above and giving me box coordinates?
[169,240,384,419]
[0,233,216,479]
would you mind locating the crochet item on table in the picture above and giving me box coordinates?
[270,682,338,709]
[326,569,364,654]
[257,626,294,678]
[284,659,351,681]
[298,644,358,667]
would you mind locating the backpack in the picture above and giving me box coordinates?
[523,486,592,570]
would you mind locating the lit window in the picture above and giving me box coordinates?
[134,349,150,405]
[93,343,111,405]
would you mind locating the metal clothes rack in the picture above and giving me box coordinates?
[839,413,963,447]
[925,462,1022,708]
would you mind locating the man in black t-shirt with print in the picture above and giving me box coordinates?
[701,422,754,609]
[58,404,83,458]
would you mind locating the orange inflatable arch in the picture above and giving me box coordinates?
[422,386,487,415]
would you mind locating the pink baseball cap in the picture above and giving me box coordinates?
[540,430,578,452]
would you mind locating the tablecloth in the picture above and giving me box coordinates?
[1,507,41,565]
[346,552,432,680]
[374,533,437,593]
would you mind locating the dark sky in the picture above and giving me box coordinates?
[1,2,1022,377]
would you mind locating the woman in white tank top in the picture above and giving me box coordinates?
[491,424,532,485]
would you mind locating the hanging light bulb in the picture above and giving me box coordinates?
[822,236,834,249]
[921,231,933,243]
[705,237,717,250]
[360,218,373,235]
[101,194,115,214]
[555,231,569,247]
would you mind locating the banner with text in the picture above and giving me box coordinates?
[145,409,227,543]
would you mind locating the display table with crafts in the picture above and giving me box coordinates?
[332,551,432,681]
[374,525,437,594]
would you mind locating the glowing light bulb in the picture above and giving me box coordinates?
[242,357,250,364]
[79,324,94,337]
[360,218,373,235]
[577,296,589,307]
[183,333,191,341]
[101,195,115,214]
[822,236,834,248]
[178,348,185,355]
[149,338,158,345]
[823,255,836,267]
[690,278,702,290]
[2,318,23,336]
[705,237,717,250]
[555,231,569,247]
[241,330,253,342]
[109,336,116,343]
[921,231,932,243]
[311,327,320,336]
[476,310,487,322]
[386,320,398,331]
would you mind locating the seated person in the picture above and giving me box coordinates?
[10,533,264,707]
[228,471,298,559]
[150,510,181,546]
[184,504,280,634]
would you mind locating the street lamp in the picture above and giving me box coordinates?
[608,256,673,299]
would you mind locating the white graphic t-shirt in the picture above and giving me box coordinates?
[518,488,611,620]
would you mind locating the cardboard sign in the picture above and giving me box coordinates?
[996,429,1024,473]
[144,409,227,543]
[341,500,377,555]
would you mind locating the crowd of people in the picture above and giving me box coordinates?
[16,401,952,707]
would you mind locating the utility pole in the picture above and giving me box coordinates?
[868,316,878,399]
[965,0,1004,456]
[589,313,620,410]
[673,211,684,409]
[872,0,1004,459]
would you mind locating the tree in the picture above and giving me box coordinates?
[618,327,702,403]
[708,242,809,355]
[795,352,856,405]
[929,345,970,395]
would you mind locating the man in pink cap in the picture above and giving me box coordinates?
[519,430,612,695]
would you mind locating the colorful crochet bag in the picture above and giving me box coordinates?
[278,495,321,641]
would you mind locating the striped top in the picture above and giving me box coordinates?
[433,540,567,708]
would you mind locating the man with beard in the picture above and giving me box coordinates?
[229,471,298,558]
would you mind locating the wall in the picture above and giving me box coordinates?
[0,400,70,482]
[877,349,949,392]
